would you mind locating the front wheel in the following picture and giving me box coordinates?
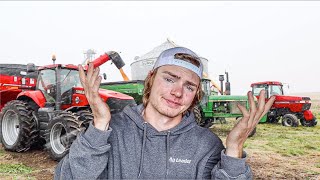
[300,115,317,127]
[45,111,83,161]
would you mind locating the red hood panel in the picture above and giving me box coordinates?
[274,95,303,102]
[73,87,133,100]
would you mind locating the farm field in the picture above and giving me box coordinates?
[0,92,319,179]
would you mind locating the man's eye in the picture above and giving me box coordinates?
[186,85,195,92]
[165,78,174,83]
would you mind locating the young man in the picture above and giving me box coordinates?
[54,47,275,179]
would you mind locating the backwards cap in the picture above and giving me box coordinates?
[152,47,203,79]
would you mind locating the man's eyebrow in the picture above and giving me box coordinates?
[162,71,198,87]
[162,71,180,79]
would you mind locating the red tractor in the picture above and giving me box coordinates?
[0,52,135,160]
[251,81,317,127]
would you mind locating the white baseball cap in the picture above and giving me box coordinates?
[153,47,203,79]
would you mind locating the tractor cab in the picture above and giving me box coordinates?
[200,78,212,106]
[35,64,80,109]
[251,81,284,99]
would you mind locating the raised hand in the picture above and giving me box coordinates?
[78,63,111,131]
[225,90,275,158]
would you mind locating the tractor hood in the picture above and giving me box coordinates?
[272,95,311,112]
[274,95,311,103]
[73,87,134,101]
[209,95,249,101]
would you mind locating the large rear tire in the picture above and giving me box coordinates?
[45,111,83,161]
[282,114,299,127]
[0,100,37,152]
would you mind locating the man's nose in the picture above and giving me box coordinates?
[171,84,183,97]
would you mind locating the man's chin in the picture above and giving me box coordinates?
[159,108,182,118]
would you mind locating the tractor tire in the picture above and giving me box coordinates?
[217,117,227,124]
[193,106,204,126]
[282,114,299,127]
[76,110,93,129]
[203,118,214,128]
[300,115,317,127]
[45,111,83,161]
[0,100,38,152]
[267,116,280,123]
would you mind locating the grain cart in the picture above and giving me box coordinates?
[0,52,136,161]
[251,81,317,127]
[0,64,38,109]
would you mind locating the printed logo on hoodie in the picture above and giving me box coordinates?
[169,157,191,164]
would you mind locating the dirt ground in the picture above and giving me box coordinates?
[1,143,319,180]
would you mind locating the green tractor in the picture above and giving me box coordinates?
[195,78,263,136]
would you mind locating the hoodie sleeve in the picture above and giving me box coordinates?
[54,122,112,180]
[203,150,253,179]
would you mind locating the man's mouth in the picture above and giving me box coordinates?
[164,98,182,108]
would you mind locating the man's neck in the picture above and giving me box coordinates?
[143,105,182,132]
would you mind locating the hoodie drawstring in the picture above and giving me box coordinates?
[138,122,148,178]
[166,131,171,178]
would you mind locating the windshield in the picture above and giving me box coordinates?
[201,79,211,96]
[269,85,283,96]
[252,84,267,96]
[60,69,82,94]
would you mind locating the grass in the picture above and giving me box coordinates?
[210,118,320,166]
[0,163,33,174]
[0,163,34,180]
[0,149,4,156]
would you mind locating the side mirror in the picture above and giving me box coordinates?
[27,63,36,72]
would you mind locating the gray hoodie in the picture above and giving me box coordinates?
[55,104,252,179]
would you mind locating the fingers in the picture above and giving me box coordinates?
[259,95,276,120]
[93,75,102,92]
[236,103,250,126]
[247,91,257,125]
[86,62,94,83]
[90,66,100,87]
[253,90,266,124]
[78,65,87,89]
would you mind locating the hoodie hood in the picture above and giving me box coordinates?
[123,104,198,137]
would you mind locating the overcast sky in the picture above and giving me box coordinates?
[1,1,320,95]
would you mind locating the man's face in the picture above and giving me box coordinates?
[148,65,200,118]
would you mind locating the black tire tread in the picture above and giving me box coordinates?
[45,111,82,161]
[0,100,37,152]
